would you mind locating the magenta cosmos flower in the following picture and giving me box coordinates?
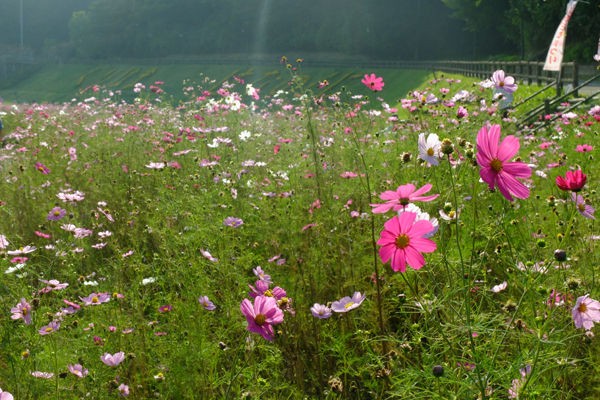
[47,207,67,221]
[476,124,531,201]
[377,211,437,272]
[371,183,439,214]
[39,321,60,335]
[572,295,600,330]
[35,162,51,175]
[556,169,587,192]
[11,298,32,325]
[198,296,216,311]
[240,295,284,341]
[361,73,385,92]
[331,292,366,313]
[491,70,518,93]
[101,351,125,367]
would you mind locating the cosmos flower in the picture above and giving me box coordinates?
[240,295,284,341]
[39,321,60,335]
[223,217,244,227]
[0,388,14,400]
[491,70,518,93]
[476,124,531,201]
[67,364,89,378]
[331,292,366,313]
[371,183,439,214]
[572,295,600,330]
[418,133,442,166]
[80,292,111,306]
[377,211,437,272]
[572,193,595,219]
[361,73,385,92]
[101,351,126,367]
[199,296,216,311]
[35,162,51,174]
[11,298,32,325]
[47,207,67,221]
[310,303,332,319]
[555,169,587,192]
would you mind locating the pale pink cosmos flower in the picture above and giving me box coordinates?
[30,371,54,379]
[371,183,439,214]
[572,295,600,330]
[491,70,518,93]
[310,303,332,319]
[331,292,366,313]
[11,298,32,325]
[68,364,89,378]
[199,296,216,311]
[476,124,531,201]
[491,281,508,293]
[200,249,218,262]
[0,235,8,249]
[0,388,14,400]
[377,211,437,273]
[80,292,111,306]
[101,351,126,367]
[118,384,130,397]
[571,193,595,219]
[240,295,284,341]
[39,321,60,335]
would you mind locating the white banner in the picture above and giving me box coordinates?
[543,0,578,72]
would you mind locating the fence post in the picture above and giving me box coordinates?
[572,61,579,97]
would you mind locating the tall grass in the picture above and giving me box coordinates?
[0,63,598,399]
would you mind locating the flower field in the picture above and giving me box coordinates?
[0,62,599,399]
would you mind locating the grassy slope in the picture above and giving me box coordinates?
[1,63,434,104]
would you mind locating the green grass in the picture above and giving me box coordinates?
[0,66,598,399]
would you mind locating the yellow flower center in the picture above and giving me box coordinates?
[448,210,456,219]
[578,303,588,313]
[254,313,266,326]
[54,211,61,216]
[45,326,53,332]
[578,203,586,212]
[264,289,273,297]
[23,308,28,315]
[91,296,99,303]
[344,302,355,309]
[490,158,503,172]
[499,81,505,87]
[427,148,435,156]
[395,234,410,249]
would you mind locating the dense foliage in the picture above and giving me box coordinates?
[0,0,598,62]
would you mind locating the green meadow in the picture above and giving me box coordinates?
[0,62,599,399]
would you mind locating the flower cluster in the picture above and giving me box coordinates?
[240,267,291,341]
[311,292,366,319]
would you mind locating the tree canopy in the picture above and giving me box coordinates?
[0,0,597,62]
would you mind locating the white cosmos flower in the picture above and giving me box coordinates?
[418,133,442,166]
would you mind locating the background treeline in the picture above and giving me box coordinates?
[0,0,598,62]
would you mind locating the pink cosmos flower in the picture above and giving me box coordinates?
[476,124,531,201]
[240,295,284,341]
[68,364,89,378]
[572,295,600,330]
[377,211,437,272]
[101,351,125,367]
[576,144,593,153]
[11,298,32,325]
[371,183,439,214]
[361,73,385,92]
[47,207,67,221]
[80,292,111,306]
[0,388,14,400]
[199,296,216,311]
[118,384,130,397]
[39,321,60,335]
[331,292,366,313]
[556,169,587,192]
[35,162,50,174]
[491,70,518,93]
[572,193,595,219]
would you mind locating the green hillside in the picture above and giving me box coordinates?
[1,63,440,105]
